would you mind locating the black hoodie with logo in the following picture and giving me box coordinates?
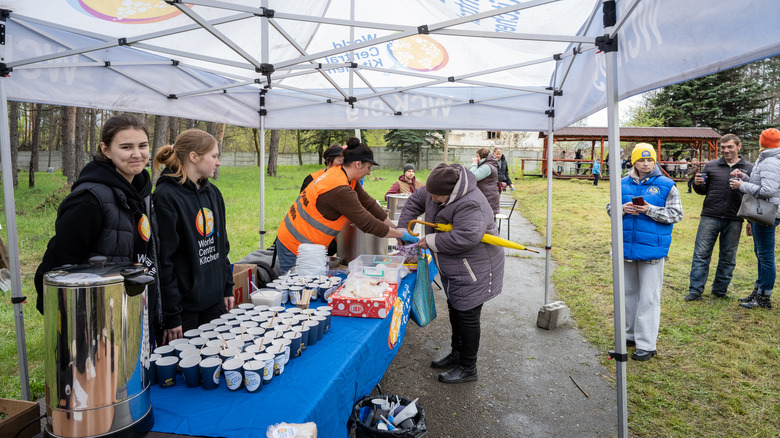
[154,169,233,330]
[35,159,159,317]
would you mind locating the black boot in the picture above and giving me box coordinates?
[438,364,478,384]
[430,351,460,369]
[738,288,758,303]
[739,294,772,309]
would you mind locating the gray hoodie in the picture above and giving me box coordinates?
[398,164,504,310]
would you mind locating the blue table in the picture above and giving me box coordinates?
[150,263,436,438]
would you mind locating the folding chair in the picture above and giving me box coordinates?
[495,199,516,240]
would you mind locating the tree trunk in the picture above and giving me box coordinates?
[252,128,261,167]
[296,130,303,165]
[88,108,97,157]
[8,101,19,188]
[152,115,169,181]
[168,117,179,144]
[74,107,87,179]
[214,123,225,180]
[267,130,279,176]
[62,106,76,184]
[207,121,217,137]
[29,104,42,188]
[185,118,196,130]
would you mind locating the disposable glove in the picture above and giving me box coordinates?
[400,230,420,244]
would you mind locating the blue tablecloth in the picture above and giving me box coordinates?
[150,262,436,438]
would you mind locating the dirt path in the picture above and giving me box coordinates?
[377,195,619,437]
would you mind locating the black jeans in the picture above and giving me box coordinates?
[180,300,228,332]
[448,301,484,369]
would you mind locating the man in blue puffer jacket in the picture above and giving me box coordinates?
[607,144,683,361]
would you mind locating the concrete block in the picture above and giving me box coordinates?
[536,300,570,330]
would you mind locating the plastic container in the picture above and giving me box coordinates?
[348,255,405,283]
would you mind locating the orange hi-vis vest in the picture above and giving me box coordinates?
[277,166,357,254]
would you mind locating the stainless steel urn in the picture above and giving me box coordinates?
[336,222,388,264]
[43,257,154,438]
[386,194,411,222]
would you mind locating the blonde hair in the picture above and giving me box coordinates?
[153,129,217,184]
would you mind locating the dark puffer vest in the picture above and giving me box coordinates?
[34,160,155,315]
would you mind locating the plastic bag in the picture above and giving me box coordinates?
[410,254,436,327]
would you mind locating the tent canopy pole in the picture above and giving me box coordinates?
[601,1,628,436]
[0,78,32,401]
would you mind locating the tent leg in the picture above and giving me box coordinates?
[0,79,32,401]
[544,117,554,305]
[259,0,269,250]
[604,21,629,438]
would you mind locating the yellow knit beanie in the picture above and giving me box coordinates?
[631,143,657,165]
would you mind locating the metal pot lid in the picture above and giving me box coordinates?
[43,256,145,287]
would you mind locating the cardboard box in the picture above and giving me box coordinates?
[330,283,398,319]
[231,263,257,305]
[0,398,41,438]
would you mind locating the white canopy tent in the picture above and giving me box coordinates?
[2,1,779,435]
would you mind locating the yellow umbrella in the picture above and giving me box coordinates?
[407,220,539,253]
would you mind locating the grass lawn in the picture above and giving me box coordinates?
[1,167,778,436]
[514,176,780,437]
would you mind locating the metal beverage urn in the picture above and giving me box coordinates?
[42,256,155,438]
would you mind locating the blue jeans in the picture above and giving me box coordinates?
[751,218,780,295]
[688,216,743,296]
[277,242,298,275]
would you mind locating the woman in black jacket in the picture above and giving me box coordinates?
[35,114,160,324]
[153,129,234,343]
[493,147,514,191]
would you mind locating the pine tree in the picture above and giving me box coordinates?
[645,65,770,148]
[384,129,445,168]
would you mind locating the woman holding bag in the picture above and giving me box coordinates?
[729,128,780,309]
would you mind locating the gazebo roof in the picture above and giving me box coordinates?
[538,127,721,142]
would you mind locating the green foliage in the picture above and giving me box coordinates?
[384,129,445,167]
[514,178,780,437]
[642,65,770,148]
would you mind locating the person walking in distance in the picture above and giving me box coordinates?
[684,134,754,302]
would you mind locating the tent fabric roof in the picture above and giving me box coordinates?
[539,126,721,140]
[3,0,780,131]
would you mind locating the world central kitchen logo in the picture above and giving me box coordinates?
[325,33,449,73]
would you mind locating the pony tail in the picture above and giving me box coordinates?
[153,144,175,175]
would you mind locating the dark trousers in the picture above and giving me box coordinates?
[447,301,483,369]
[593,174,600,186]
[180,300,228,333]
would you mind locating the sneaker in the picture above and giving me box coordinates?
[684,293,702,302]
[631,349,657,361]
[712,292,732,300]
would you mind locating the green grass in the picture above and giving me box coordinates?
[514,177,780,437]
[0,165,426,400]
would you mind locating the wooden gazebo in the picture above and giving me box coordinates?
[536,126,721,179]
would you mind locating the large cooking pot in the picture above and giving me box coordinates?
[43,256,154,438]
[386,194,411,222]
[336,222,388,264]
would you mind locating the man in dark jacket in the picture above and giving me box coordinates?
[398,163,505,383]
[685,134,754,301]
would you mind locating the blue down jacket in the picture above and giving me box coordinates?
[398,164,504,311]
